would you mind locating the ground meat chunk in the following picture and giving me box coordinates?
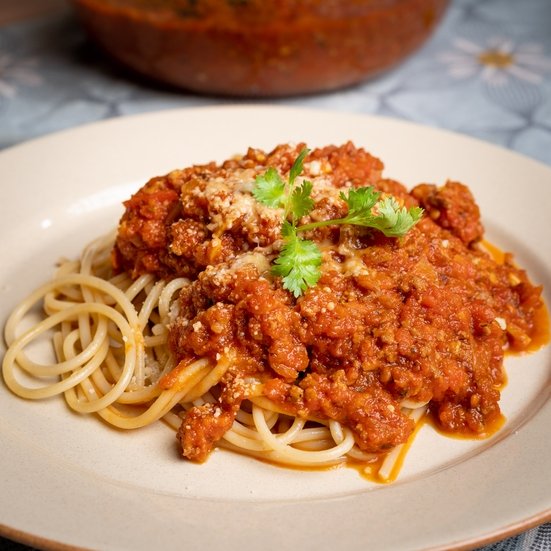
[411,181,484,245]
[178,402,236,463]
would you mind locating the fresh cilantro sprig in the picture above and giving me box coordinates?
[298,187,424,237]
[253,148,314,223]
[271,221,322,298]
[252,148,423,297]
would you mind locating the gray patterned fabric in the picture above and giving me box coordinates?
[484,524,551,551]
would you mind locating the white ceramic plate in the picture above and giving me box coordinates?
[1,106,550,551]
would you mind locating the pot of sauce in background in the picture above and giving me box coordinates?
[71,0,449,97]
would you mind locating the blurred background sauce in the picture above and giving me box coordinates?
[70,0,449,96]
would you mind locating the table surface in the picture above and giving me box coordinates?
[0,0,550,550]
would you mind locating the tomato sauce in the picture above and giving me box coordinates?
[73,0,449,96]
[114,143,548,462]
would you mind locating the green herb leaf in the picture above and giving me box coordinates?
[252,149,423,297]
[280,220,296,239]
[335,188,423,237]
[272,228,322,297]
[369,197,424,237]
[289,148,310,187]
[289,180,315,222]
[340,187,381,221]
[253,167,286,209]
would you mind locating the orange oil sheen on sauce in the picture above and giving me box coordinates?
[349,416,428,484]
[482,239,550,352]
[366,241,549,481]
[364,243,548,481]
[423,241,549,443]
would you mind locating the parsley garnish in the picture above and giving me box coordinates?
[252,148,423,297]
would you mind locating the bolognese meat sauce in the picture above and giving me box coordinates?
[113,143,544,462]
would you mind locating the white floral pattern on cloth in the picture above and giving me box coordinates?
[440,38,551,85]
[0,1,550,550]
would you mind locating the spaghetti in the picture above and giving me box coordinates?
[2,230,422,478]
[2,142,546,482]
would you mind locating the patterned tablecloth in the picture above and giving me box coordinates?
[0,0,550,549]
